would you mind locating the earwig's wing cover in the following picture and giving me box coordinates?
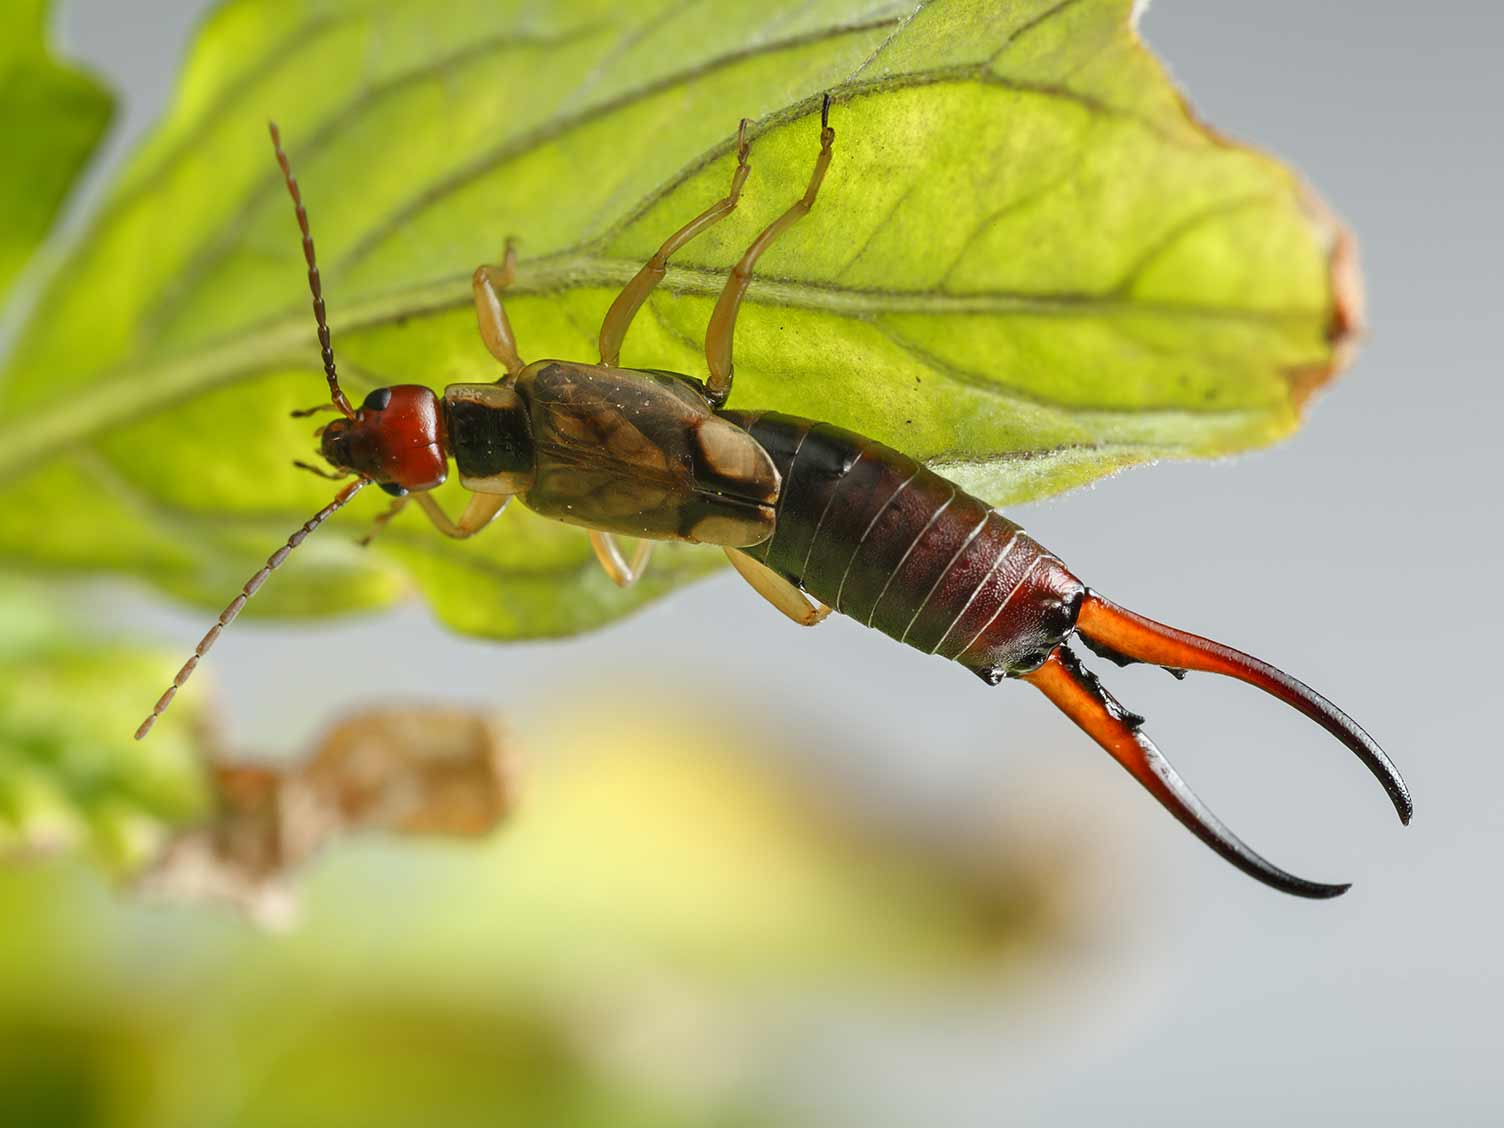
[517,362,778,546]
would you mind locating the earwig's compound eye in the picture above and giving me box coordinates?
[380,481,409,497]
[363,387,393,412]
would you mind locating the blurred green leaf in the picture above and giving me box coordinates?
[0,961,770,1128]
[0,0,1357,640]
[0,587,207,870]
[0,700,1096,1126]
[379,707,1067,987]
[0,0,113,304]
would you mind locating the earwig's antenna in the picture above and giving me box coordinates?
[269,121,355,420]
[134,478,369,740]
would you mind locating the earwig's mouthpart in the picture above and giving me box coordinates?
[292,459,347,480]
[269,121,354,420]
[1026,646,1351,899]
[1075,591,1412,825]
[134,478,370,742]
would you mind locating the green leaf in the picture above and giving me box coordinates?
[0,0,113,305]
[0,585,208,870]
[0,0,1358,641]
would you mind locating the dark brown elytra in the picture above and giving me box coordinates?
[137,98,1411,899]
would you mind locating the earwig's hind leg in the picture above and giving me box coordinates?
[591,532,655,587]
[1025,646,1350,899]
[473,240,525,378]
[704,95,835,407]
[726,548,831,626]
[599,120,753,367]
[357,495,409,547]
[414,492,511,539]
[1075,591,1412,824]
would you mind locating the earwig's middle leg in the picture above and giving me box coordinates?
[414,492,511,539]
[590,532,655,587]
[598,120,753,367]
[473,240,525,378]
[705,95,835,407]
[726,548,831,626]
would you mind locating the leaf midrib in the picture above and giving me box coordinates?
[0,250,1319,486]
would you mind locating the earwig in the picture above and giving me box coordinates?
[137,99,1410,897]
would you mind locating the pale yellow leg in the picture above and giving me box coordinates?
[414,492,511,539]
[472,241,525,378]
[598,120,752,366]
[705,96,834,407]
[590,532,656,587]
[357,495,409,547]
[726,548,831,626]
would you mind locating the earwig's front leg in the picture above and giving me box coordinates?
[726,548,831,626]
[473,241,526,378]
[357,495,409,547]
[598,120,753,366]
[414,492,511,539]
[704,96,834,407]
[590,532,655,587]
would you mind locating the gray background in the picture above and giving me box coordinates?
[57,1,1504,1124]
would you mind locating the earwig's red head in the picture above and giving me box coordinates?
[136,128,461,745]
[321,385,448,496]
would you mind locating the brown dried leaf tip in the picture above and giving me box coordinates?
[137,706,513,928]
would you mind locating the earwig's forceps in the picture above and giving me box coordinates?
[1023,592,1413,899]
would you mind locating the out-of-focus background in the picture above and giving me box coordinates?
[3,1,1500,1124]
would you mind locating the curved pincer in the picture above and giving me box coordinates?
[1075,592,1412,825]
[1025,646,1351,899]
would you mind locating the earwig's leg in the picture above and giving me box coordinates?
[357,495,409,547]
[726,548,831,626]
[598,121,753,366]
[414,492,511,539]
[705,95,834,407]
[1025,646,1350,899]
[473,241,525,378]
[590,532,655,587]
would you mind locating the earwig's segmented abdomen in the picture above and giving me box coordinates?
[723,412,1085,682]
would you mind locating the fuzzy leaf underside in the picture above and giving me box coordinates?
[0,0,1358,640]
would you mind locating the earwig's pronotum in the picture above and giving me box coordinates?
[137,100,1410,897]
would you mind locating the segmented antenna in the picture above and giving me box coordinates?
[268,121,354,419]
[134,479,369,740]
